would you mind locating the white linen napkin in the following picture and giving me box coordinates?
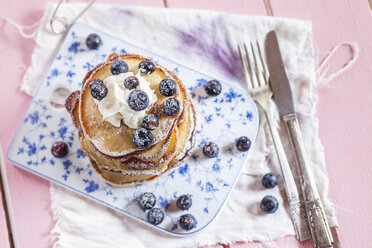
[22,2,337,247]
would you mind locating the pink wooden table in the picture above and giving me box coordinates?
[0,0,371,247]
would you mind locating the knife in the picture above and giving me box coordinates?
[265,31,334,247]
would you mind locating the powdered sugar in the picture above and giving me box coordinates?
[100,163,169,176]
[176,103,196,161]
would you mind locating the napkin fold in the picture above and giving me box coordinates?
[22,2,337,247]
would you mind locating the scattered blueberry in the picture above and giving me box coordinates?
[162,98,180,116]
[124,76,139,90]
[110,60,128,75]
[138,192,156,210]
[262,172,278,189]
[86,33,101,50]
[202,142,219,158]
[142,114,159,130]
[51,141,69,158]
[147,208,164,225]
[179,214,197,230]
[138,60,156,74]
[128,90,149,111]
[159,78,178,96]
[236,136,251,152]
[89,80,107,101]
[176,195,192,210]
[260,195,279,214]
[205,80,222,96]
[132,128,153,149]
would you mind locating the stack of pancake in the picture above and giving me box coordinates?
[65,53,196,186]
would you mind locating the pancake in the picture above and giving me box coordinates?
[80,100,193,171]
[80,126,178,172]
[79,54,186,157]
[65,53,196,185]
[87,109,196,186]
[68,92,177,164]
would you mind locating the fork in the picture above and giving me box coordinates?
[238,42,311,241]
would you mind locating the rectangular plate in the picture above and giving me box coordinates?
[7,23,258,235]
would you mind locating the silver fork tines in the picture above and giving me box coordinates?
[256,41,270,83]
[238,42,271,109]
[238,41,311,242]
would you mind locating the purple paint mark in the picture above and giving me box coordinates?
[174,17,243,81]
[116,9,133,17]
[109,7,134,23]
[111,7,133,17]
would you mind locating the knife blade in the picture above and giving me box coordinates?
[265,31,334,248]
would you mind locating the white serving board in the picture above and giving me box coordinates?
[7,23,258,235]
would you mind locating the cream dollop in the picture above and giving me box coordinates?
[94,72,157,128]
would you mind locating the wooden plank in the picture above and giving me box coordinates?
[0,144,17,248]
[0,164,9,248]
[263,0,273,16]
[0,1,165,248]
[1,0,371,248]
[166,0,267,16]
[270,0,372,247]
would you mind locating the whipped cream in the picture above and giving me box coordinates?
[94,72,157,128]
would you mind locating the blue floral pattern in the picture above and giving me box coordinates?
[7,23,258,235]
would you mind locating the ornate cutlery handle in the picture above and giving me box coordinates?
[283,114,333,247]
[264,110,310,241]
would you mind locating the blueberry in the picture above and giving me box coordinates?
[162,98,180,116]
[138,192,156,210]
[176,194,192,210]
[260,195,279,214]
[179,214,197,230]
[236,136,251,152]
[51,141,69,158]
[138,60,156,74]
[124,76,139,90]
[205,80,222,96]
[132,128,153,149]
[262,172,278,189]
[159,78,178,96]
[89,79,104,90]
[128,90,149,111]
[86,33,101,50]
[142,114,159,130]
[110,60,128,75]
[147,208,164,225]
[89,80,107,101]
[202,142,219,158]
